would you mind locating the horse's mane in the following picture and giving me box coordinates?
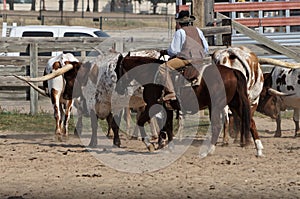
[124,55,165,65]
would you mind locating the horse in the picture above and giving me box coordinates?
[115,53,263,156]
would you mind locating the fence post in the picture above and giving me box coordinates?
[99,16,102,30]
[114,40,124,53]
[30,43,38,115]
[222,18,232,47]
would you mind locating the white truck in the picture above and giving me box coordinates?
[2,23,110,56]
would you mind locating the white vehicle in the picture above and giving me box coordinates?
[3,25,110,56]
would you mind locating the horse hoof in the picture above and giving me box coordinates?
[147,143,155,152]
[221,142,229,147]
[256,152,265,158]
[113,139,121,148]
[199,144,216,158]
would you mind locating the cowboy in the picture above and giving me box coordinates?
[156,10,209,104]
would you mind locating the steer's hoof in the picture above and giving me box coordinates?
[88,139,98,148]
[274,133,281,137]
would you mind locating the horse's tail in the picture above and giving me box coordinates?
[233,70,251,145]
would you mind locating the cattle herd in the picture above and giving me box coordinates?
[14,46,300,158]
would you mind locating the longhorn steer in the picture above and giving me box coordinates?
[71,52,124,147]
[212,46,264,151]
[15,53,80,136]
[257,66,299,137]
[15,53,122,147]
[44,53,81,136]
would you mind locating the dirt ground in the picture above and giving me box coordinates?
[0,115,299,199]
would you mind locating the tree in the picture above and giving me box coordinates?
[7,0,14,10]
[93,0,99,12]
[110,0,115,12]
[31,0,36,11]
[151,0,159,14]
[148,0,175,14]
[74,0,79,11]
[86,0,90,11]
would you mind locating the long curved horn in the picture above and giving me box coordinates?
[268,88,295,96]
[14,64,74,82]
[259,58,300,69]
[26,82,49,97]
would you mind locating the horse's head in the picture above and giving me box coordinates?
[115,53,129,95]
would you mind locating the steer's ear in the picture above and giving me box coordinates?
[52,61,61,70]
[90,65,98,85]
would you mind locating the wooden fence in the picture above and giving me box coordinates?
[214,0,300,34]
[0,22,231,114]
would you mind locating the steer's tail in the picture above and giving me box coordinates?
[234,70,251,145]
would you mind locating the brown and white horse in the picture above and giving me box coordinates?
[114,54,262,156]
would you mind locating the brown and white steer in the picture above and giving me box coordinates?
[212,46,264,155]
[42,53,81,136]
[257,66,300,137]
[15,53,81,136]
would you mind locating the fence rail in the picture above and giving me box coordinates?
[214,1,300,34]
[214,1,300,12]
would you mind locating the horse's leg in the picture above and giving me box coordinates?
[137,109,155,152]
[157,109,174,150]
[166,109,174,149]
[222,106,230,146]
[248,106,263,157]
[89,110,98,147]
[207,108,223,155]
[211,110,223,146]
[111,112,121,147]
[149,117,159,140]
[250,118,264,157]
[105,112,114,138]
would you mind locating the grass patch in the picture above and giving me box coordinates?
[0,111,75,133]
[254,109,294,119]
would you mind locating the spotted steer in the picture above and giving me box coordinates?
[257,66,300,137]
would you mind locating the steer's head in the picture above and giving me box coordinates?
[257,72,290,119]
[14,56,82,98]
[62,61,82,100]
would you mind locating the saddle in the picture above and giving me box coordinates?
[169,60,210,114]
[176,64,200,85]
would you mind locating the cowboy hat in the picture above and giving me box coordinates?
[175,10,196,23]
